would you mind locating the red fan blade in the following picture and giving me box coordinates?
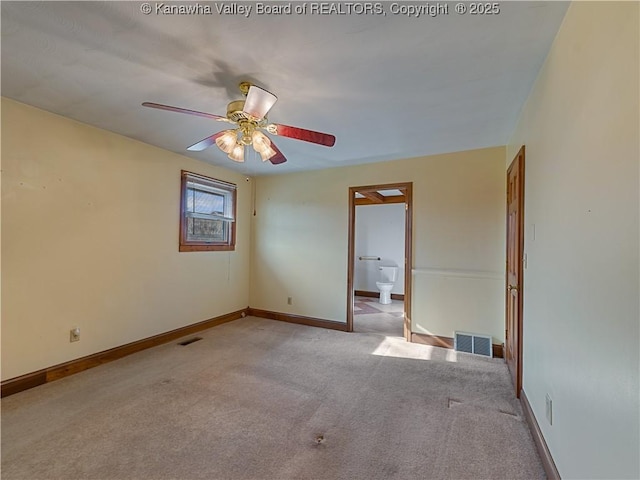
[267,140,287,165]
[187,131,225,151]
[142,102,229,122]
[271,123,335,147]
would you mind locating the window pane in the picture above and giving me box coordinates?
[187,189,195,213]
[189,188,224,215]
[186,217,228,243]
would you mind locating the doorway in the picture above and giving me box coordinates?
[347,183,413,340]
[506,147,525,397]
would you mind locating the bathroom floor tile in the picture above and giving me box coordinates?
[353,296,404,337]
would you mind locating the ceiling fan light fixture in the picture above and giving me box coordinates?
[252,130,271,152]
[243,85,278,120]
[228,143,245,163]
[258,145,277,162]
[215,130,238,154]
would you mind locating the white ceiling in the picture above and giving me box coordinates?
[1,1,569,176]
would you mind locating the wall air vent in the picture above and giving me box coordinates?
[454,331,493,357]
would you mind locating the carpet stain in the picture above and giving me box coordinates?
[448,398,463,408]
[314,434,326,446]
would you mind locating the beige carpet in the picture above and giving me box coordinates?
[1,317,545,480]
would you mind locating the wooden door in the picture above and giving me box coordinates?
[506,147,525,397]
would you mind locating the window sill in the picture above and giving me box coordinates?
[179,244,235,252]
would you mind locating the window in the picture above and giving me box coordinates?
[180,171,236,252]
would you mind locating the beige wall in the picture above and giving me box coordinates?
[251,146,506,342]
[2,100,505,380]
[1,98,251,380]
[507,2,639,478]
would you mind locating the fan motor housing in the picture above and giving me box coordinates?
[227,100,250,123]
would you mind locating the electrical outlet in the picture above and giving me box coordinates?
[70,327,80,343]
[287,297,293,305]
[545,393,553,425]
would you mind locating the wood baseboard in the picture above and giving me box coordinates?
[354,290,404,301]
[411,332,454,349]
[2,309,503,397]
[0,370,48,398]
[520,390,561,480]
[247,308,349,332]
[410,332,504,358]
[1,308,248,398]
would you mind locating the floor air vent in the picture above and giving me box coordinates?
[454,332,493,357]
[178,337,203,346]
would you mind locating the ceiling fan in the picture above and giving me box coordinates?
[142,82,335,165]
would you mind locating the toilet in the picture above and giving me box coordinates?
[375,265,398,305]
